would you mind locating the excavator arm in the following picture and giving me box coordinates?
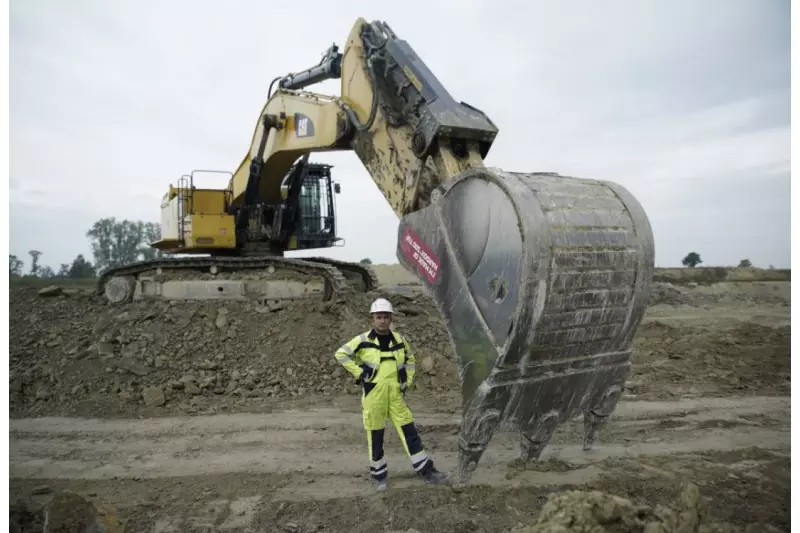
[226,19,497,220]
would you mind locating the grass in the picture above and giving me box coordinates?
[652,267,791,285]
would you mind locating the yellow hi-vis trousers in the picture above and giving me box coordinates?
[362,366,433,481]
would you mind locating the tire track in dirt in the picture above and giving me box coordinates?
[10,396,789,499]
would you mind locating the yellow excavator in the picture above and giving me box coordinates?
[97,18,655,484]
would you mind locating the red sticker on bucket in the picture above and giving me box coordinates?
[400,227,440,284]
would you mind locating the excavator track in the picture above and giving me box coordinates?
[396,167,655,485]
[301,256,381,293]
[96,256,352,304]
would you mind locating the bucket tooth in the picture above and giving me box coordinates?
[582,384,624,451]
[395,168,655,484]
[519,410,561,463]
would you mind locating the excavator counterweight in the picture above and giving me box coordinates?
[96,17,655,482]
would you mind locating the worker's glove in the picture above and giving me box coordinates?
[400,382,408,397]
[359,364,375,383]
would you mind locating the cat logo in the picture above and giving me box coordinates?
[294,113,315,138]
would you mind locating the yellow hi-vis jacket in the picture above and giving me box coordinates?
[334,328,417,391]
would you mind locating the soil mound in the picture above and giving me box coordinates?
[10,287,457,418]
[630,320,790,399]
[10,279,791,418]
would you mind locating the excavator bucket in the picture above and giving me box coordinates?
[396,167,654,484]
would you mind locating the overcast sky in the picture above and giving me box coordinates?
[10,0,790,272]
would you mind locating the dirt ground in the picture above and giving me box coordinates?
[8,266,791,532]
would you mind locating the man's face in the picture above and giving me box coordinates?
[372,312,392,333]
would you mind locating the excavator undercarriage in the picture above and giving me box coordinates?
[96,17,655,485]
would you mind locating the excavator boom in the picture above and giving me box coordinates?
[97,18,655,484]
[225,19,498,222]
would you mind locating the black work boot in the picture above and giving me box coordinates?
[373,474,388,492]
[420,466,449,485]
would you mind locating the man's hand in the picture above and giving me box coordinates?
[356,364,375,384]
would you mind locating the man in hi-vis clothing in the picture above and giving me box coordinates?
[334,297,449,490]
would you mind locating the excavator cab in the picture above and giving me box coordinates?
[278,161,343,251]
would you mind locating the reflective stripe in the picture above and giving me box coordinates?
[410,451,430,471]
[405,364,415,371]
[340,344,354,356]
[370,458,387,476]
[336,354,354,365]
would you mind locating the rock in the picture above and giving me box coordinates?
[420,356,435,374]
[32,485,52,495]
[96,342,115,357]
[42,490,124,533]
[113,358,151,376]
[35,385,51,400]
[142,386,166,407]
[184,380,201,395]
[38,285,63,297]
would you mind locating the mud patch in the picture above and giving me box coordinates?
[695,419,751,430]
[591,448,790,531]
[505,457,587,480]
[10,454,789,533]
[9,499,43,533]
[653,419,688,429]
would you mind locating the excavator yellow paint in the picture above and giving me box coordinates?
[184,214,236,249]
[151,187,235,251]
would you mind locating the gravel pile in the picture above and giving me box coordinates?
[10,276,790,418]
[10,287,457,418]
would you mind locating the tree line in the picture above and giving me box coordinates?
[9,218,162,279]
[8,222,775,280]
[681,252,771,269]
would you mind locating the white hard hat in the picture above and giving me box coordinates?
[370,298,393,314]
